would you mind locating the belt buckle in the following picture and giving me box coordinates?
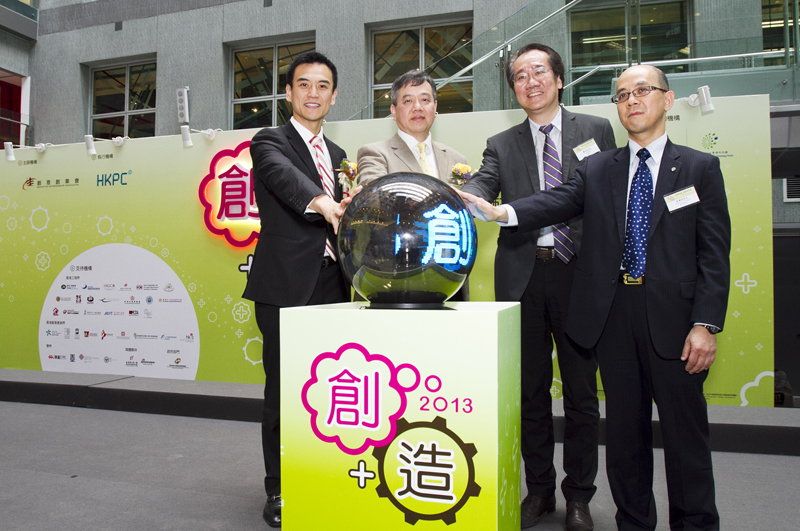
[622,273,643,285]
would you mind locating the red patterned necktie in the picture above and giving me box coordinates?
[310,135,336,260]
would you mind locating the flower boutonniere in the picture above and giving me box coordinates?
[337,159,359,195]
[449,163,473,188]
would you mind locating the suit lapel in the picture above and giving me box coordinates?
[611,147,631,245]
[433,141,452,180]
[649,140,680,237]
[514,119,540,192]
[389,134,421,173]
[284,123,319,181]
[560,108,578,182]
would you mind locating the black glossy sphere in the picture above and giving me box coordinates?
[337,172,477,306]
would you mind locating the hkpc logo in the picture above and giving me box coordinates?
[198,140,260,247]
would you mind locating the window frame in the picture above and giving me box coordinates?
[89,60,157,138]
[369,19,474,118]
[229,39,315,130]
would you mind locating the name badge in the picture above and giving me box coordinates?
[664,186,700,212]
[573,138,601,161]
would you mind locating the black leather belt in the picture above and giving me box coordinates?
[535,247,556,261]
[322,256,336,268]
[619,272,644,285]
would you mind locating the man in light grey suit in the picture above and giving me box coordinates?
[358,69,470,300]
[357,69,468,184]
[462,43,615,530]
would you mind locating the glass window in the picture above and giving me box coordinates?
[569,2,687,104]
[371,22,473,118]
[91,62,156,139]
[762,0,794,62]
[231,41,314,130]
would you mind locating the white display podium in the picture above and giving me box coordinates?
[280,301,520,529]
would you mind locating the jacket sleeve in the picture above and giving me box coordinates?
[690,156,731,330]
[250,127,325,216]
[356,143,389,185]
[461,137,502,202]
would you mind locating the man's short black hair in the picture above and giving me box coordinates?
[390,69,437,105]
[506,43,565,102]
[286,50,338,90]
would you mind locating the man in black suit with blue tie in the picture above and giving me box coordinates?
[462,64,730,531]
[463,43,615,530]
[243,51,350,528]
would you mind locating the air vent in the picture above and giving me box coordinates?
[784,176,800,202]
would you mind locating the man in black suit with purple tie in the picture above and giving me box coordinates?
[463,43,615,531]
[243,50,350,528]
[461,64,730,531]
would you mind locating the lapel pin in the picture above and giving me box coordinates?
[671,166,676,172]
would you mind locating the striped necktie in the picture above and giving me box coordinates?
[310,135,336,260]
[540,124,575,263]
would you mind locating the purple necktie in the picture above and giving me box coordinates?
[540,124,575,263]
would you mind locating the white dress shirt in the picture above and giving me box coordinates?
[397,129,438,179]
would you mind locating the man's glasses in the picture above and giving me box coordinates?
[612,85,667,104]
[513,66,552,85]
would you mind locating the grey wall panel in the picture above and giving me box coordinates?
[0,30,32,76]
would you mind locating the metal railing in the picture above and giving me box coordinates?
[563,50,796,92]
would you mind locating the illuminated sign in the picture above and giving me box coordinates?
[198,141,260,247]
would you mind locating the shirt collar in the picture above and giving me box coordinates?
[529,106,563,134]
[397,129,432,152]
[628,133,668,165]
[290,116,324,145]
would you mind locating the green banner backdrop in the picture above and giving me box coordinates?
[0,95,773,406]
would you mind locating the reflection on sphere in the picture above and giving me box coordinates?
[337,172,477,307]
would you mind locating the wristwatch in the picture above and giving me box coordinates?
[702,324,721,335]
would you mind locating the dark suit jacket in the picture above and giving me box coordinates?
[242,123,348,307]
[511,140,731,358]
[462,108,616,301]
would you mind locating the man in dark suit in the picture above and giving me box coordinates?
[243,51,350,528]
[462,64,730,531]
[462,43,615,530]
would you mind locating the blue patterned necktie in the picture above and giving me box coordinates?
[539,124,574,263]
[622,148,653,278]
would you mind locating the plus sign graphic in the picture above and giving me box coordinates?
[231,301,252,323]
[238,254,254,276]
[348,459,376,489]
[735,273,757,294]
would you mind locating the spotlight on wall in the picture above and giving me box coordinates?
[180,125,193,148]
[4,142,15,162]
[84,135,97,156]
[687,85,715,115]
[177,86,190,124]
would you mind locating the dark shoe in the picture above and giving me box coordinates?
[521,493,556,528]
[262,493,282,528]
[565,501,593,531]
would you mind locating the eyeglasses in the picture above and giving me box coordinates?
[611,85,667,104]
[513,66,552,85]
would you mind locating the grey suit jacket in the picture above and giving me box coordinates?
[357,133,468,184]
[462,108,616,301]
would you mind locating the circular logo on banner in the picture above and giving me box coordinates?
[38,243,200,379]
